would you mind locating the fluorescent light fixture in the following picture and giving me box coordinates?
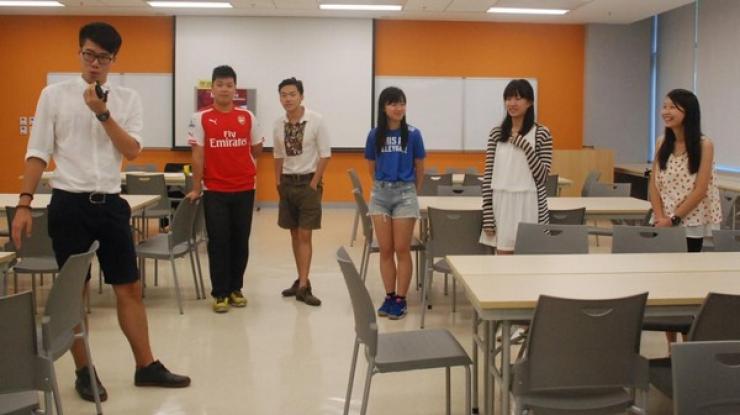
[487,7,568,15]
[148,1,232,8]
[319,4,402,11]
[0,0,63,6]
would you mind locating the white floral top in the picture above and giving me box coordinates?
[655,150,722,235]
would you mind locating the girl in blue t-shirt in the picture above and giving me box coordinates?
[364,86,426,320]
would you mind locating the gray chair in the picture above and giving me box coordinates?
[125,173,172,238]
[514,223,589,255]
[612,225,690,335]
[712,229,740,252]
[444,167,466,174]
[719,190,739,230]
[649,292,740,399]
[545,174,558,197]
[135,198,202,314]
[419,174,453,196]
[512,293,649,415]
[351,189,424,284]
[124,163,156,172]
[5,207,59,300]
[41,241,103,414]
[580,170,602,196]
[421,208,489,328]
[587,182,632,197]
[672,340,740,415]
[549,207,586,225]
[336,247,472,415]
[436,185,481,197]
[189,201,207,300]
[462,173,483,187]
[0,291,57,415]
[424,166,439,175]
[347,168,364,247]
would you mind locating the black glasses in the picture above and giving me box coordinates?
[80,50,113,65]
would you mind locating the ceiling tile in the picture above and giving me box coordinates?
[403,0,451,12]
[446,0,493,13]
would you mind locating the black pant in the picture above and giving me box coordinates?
[203,190,255,298]
[687,237,704,252]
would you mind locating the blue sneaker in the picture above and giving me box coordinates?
[387,298,407,320]
[378,295,395,317]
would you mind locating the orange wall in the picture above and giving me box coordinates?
[375,20,585,150]
[0,16,584,202]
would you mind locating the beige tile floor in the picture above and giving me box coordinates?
[8,208,674,415]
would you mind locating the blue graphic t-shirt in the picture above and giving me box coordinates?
[364,126,426,182]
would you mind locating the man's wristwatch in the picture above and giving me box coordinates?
[670,215,682,226]
[96,110,111,122]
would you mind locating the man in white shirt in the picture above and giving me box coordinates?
[273,78,331,306]
[12,22,190,404]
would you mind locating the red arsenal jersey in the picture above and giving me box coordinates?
[188,106,263,192]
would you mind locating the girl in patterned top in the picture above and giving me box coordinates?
[481,79,553,254]
[650,89,722,253]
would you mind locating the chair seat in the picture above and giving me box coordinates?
[0,391,40,414]
[142,208,171,218]
[369,237,425,254]
[13,256,59,274]
[643,316,693,334]
[136,235,190,259]
[375,329,471,373]
[648,357,673,398]
[433,258,451,274]
[517,387,633,412]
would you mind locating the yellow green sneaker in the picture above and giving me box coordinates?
[228,291,247,307]
[212,297,229,313]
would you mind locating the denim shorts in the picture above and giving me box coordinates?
[368,181,420,219]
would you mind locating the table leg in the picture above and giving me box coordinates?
[501,320,511,415]
[472,312,479,414]
[483,320,491,415]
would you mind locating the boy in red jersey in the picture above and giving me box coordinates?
[186,65,264,313]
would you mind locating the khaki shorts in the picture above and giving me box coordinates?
[278,173,323,230]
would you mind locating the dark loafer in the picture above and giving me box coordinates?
[75,366,108,402]
[134,360,191,388]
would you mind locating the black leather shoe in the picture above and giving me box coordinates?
[134,360,191,388]
[281,279,300,297]
[75,366,108,402]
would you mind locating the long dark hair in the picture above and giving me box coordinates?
[499,79,535,143]
[375,87,409,154]
[657,89,702,174]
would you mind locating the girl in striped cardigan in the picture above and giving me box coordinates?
[481,79,553,254]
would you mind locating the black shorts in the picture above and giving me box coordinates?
[47,189,139,285]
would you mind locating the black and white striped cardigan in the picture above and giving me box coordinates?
[481,124,553,232]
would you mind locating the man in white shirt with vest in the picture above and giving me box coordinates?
[273,77,331,306]
[12,22,190,404]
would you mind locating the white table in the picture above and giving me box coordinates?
[0,194,161,214]
[0,251,16,295]
[447,252,740,415]
[35,171,188,187]
[418,196,652,221]
[451,173,573,192]
[616,163,740,193]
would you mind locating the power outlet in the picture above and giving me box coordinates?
[19,116,28,126]
[20,125,29,135]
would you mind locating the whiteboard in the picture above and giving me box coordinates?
[48,73,173,149]
[375,76,537,151]
[175,16,373,149]
[375,77,463,150]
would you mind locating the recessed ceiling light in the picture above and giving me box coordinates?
[0,0,63,6]
[319,4,402,11]
[487,7,569,15]
[148,1,232,8]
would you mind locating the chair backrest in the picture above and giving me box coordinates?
[514,223,589,254]
[427,208,488,258]
[548,207,586,225]
[124,163,156,172]
[5,207,54,258]
[689,293,740,341]
[0,291,49,393]
[125,173,170,210]
[712,230,740,252]
[352,189,374,243]
[347,168,363,193]
[719,191,737,229]
[587,182,632,197]
[521,293,648,391]
[445,167,465,174]
[336,247,378,357]
[419,174,453,196]
[581,170,602,196]
[612,225,687,253]
[192,200,206,242]
[184,173,194,194]
[43,241,99,359]
[424,166,439,175]
[462,173,483,187]
[436,185,482,197]
[545,174,559,197]
[164,162,189,173]
[170,198,199,247]
[672,340,740,415]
